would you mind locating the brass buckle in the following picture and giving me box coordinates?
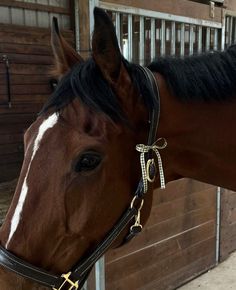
[53,272,79,290]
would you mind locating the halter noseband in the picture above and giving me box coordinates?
[0,67,167,290]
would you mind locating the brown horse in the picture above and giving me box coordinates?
[1,7,236,290]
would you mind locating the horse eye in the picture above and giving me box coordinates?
[75,153,102,172]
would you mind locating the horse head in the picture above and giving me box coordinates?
[0,8,163,289]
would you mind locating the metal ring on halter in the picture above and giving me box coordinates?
[146,158,156,183]
[130,196,144,211]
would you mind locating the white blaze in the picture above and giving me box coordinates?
[6,113,59,249]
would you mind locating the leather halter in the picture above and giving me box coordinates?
[0,67,166,290]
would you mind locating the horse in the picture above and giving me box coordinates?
[0,7,236,290]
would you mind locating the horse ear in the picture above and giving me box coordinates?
[51,17,84,78]
[92,8,121,83]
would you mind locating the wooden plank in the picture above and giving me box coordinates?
[0,63,52,75]
[0,74,51,85]
[153,178,214,206]
[0,122,32,134]
[78,0,91,59]
[107,238,179,270]
[101,0,222,23]
[0,43,52,56]
[148,187,216,225]
[0,84,52,95]
[225,0,236,11]
[0,23,74,37]
[0,133,23,144]
[0,152,24,164]
[105,206,215,263]
[106,222,215,278]
[0,113,36,123]
[0,163,21,182]
[0,0,70,15]
[0,94,50,103]
[142,254,215,290]
[0,143,24,155]
[106,237,215,289]
[220,188,236,261]
[0,102,43,114]
[0,29,74,45]
[0,53,53,65]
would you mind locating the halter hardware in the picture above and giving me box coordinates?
[53,272,79,290]
[146,159,156,183]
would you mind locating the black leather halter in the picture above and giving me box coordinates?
[0,67,162,290]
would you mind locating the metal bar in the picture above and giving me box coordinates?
[213,28,218,50]
[229,16,233,45]
[234,18,236,44]
[216,187,221,265]
[160,19,166,56]
[128,13,133,61]
[198,26,203,53]
[82,281,88,290]
[99,1,222,29]
[115,12,121,48]
[139,16,145,65]
[232,17,236,44]
[89,0,99,36]
[95,257,105,290]
[206,27,211,51]
[225,15,230,46]
[189,24,194,55]
[180,23,185,56]
[74,0,80,52]
[171,21,176,56]
[221,11,226,51]
[150,18,156,60]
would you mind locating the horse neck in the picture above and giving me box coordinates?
[155,73,236,191]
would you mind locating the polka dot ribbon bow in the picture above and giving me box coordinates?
[136,138,167,193]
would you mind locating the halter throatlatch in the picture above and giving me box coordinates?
[0,67,167,290]
[136,138,167,192]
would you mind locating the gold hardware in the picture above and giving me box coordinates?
[53,272,79,290]
[130,196,144,211]
[146,159,156,183]
[130,197,144,233]
[130,210,143,231]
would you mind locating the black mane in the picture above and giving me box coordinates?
[40,58,158,122]
[148,45,236,102]
[41,45,236,120]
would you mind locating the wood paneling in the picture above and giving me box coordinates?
[220,188,236,261]
[0,24,74,182]
[106,179,217,290]
[0,0,70,15]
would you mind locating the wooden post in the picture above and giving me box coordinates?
[75,0,91,59]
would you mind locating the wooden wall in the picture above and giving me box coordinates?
[0,10,74,182]
[105,179,217,290]
[220,188,236,261]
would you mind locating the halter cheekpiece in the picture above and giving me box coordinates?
[0,67,167,290]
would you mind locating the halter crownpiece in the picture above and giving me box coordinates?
[136,137,167,192]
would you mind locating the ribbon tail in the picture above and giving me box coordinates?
[154,149,166,189]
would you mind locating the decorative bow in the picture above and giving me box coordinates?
[136,138,167,193]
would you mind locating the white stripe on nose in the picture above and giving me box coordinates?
[6,113,59,249]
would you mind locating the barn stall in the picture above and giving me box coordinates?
[0,0,236,289]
